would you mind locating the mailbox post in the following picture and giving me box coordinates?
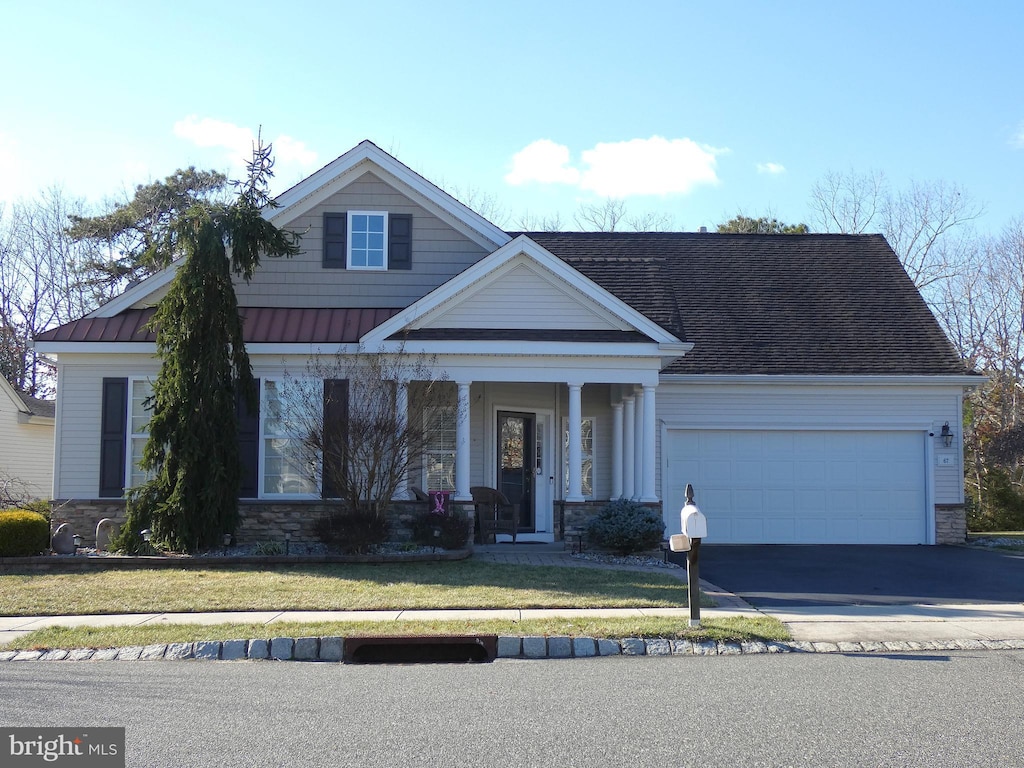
[680,483,707,627]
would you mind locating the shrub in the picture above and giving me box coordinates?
[0,509,50,557]
[314,505,390,554]
[19,499,52,522]
[586,499,665,555]
[410,509,469,550]
[253,540,286,556]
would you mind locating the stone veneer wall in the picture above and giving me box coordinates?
[49,499,442,548]
[935,504,967,545]
[557,500,664,540]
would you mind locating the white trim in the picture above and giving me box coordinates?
[561,414,596,501]
[490,403,556,536]
[924,430,936,545]
[87,262,180,318]
[0,376,31,416]
[269,141,510,252]
[660,420,935,432]
[35,342,157,356]
[660,374,984,387]
[126,376,154,493]
[256,376,319,499]
[346,210,388,270]
[362,235,684,348]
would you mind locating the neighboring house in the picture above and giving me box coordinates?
[35,141,978,545]
[0,376,55,501]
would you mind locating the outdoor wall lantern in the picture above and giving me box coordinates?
[140,529,153,543]
[941,422,954,448]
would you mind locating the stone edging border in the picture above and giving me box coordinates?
[3,635,1024,663]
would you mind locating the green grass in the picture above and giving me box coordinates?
[1,615,790,652]
[0,561,708,616]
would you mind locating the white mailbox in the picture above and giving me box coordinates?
[681,501,708,540]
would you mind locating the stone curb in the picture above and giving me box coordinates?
[2,636,1023,663]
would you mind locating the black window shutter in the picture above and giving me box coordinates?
[99,378,128,497]
[389,213,412,270]
[322,379,349,498]
[237,381,260,498]
[323,212,347,268]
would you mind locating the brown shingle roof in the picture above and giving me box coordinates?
[38,233,971,377]
[521,232,970,376]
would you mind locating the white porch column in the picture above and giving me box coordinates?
[633,386,644,501]
[611,401,624,499]
[641,384,658,502]
[395,381,409,500]
[567,383,584,502]
[622,395,635,500]
[454,381,471,501]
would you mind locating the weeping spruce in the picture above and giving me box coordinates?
[114,145,300,552]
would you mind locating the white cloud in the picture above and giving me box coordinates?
[757,162,786,175]
[173,116,319,183]
[579,137,723,196]
[505,136,723,197]
[505,139,580,186]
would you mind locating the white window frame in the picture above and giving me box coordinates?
[347,210,388,270]
[126,377,154,491]
[259,378,321,498]
[562,416,596,500]
[422,406,456,492]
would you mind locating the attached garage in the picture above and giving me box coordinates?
[663,429,929,544]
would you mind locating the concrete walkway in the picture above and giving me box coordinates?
[2,543,1023,649]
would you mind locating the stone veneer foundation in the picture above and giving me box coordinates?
[47,498,962,546]
[48,499,441,548]
[934,504,967,545]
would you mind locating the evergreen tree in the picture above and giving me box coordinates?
[67,167,228,295]
[107,142,300,552]
[717,215,809,234]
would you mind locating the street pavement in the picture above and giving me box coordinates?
[2,543,1023,648]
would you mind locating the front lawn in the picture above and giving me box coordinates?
[0,561,706,616]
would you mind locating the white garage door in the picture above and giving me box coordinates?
[664,430,928,544]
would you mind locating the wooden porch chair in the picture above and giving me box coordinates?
[470,486,519,544]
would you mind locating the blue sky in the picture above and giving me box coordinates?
[3,0,1022,234]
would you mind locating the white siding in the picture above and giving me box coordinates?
[424,263,628,331]
[233,172,489,309]
[655,380,966,519]
[54,355,161,499]
[0,399,53,500]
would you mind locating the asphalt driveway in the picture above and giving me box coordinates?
[674,545,1024,607]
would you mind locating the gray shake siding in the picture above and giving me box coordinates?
[233,172,490,309]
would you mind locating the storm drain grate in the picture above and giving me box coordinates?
[343,635,498,664]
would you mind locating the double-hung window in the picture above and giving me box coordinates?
[261,379,319,496]
[128,378,154,489]
[563,416,595,499]
[423,407,456,491]
[323,211,412,270]
[348,211,387,269]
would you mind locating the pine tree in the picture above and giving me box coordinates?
[110,141,300,552]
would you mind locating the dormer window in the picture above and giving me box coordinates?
[323,211,412,270]
[348,211,387,269]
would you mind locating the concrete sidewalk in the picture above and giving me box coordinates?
[2,543,1023,650]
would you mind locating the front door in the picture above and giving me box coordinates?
[497,411,535,532]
